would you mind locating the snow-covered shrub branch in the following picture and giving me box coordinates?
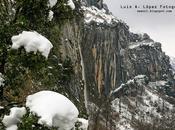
[2,91,88,130]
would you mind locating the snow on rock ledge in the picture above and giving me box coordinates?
[2,107,26,130]
[11,31,53,59]
[82,6,119,24]
[26,91,79,129]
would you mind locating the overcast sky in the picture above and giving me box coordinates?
[104,0,175,57]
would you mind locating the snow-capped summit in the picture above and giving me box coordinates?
[82,6,119,24]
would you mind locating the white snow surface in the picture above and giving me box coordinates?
[67,0,75,9]
[48,10,54,21]
[82,6,119,24]
[129,41,155,49]
[0,106,4,109]
[112,83,125,94]
[148,80,167,90]
[77,118,88,130]
[134,75,147,86]
[11,31,53,58]
[48,0,57,8]
[26,91,79,130]
[170,57,175,72]
[2,107,26,130]
[0,72,5,87]
[6,125,18,130]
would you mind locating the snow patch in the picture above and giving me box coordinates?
[129,41,155,49]
[67,0,75,9]
[112,83,125,94]
[0,73,5,87]
[77,118,88,130]
[48,10,54,21]
[134,75,147,86]
[116,119,134,130]
[6,125,18,130]
[112,75,174,127]
[26,91,79,129]
[82,6,119,24]
[48,0,57,8]
[11,31,53,59]
[2,107,26,130]
[148,80,167,90]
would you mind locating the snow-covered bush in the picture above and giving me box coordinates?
[11,31,53,59]
[67,0,75,9]
[25,91,79,129]
[2,91,81,130]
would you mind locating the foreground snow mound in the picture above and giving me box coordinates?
[2,107,26,130]
[26,91,79,130]
[11,31,53,59]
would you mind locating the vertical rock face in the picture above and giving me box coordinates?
[126,36,174,82]
[82,23,126,99]
[81,23,126,129]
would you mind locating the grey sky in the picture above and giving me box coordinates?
[104,0,175,57]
